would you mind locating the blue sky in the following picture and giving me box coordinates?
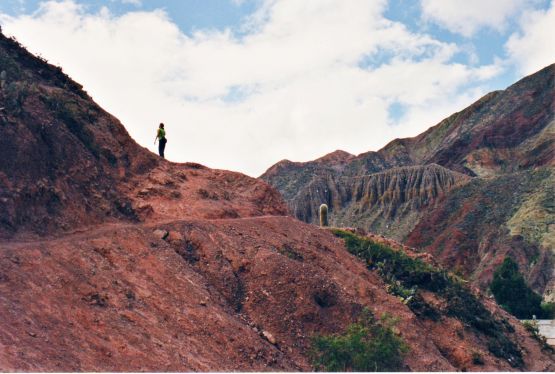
[0,0,258,33]
[0,0,553,175]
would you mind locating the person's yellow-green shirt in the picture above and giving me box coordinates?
[157,128,166,140]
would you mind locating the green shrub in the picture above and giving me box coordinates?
[490,257,545,319]
[3,81,30,115]
[331,229,524,367]
[522,320,539,335]
[331,229,448,292]
[405,294,441,321]
[310,312,408,372]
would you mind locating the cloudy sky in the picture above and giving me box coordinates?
[1,0,553,176]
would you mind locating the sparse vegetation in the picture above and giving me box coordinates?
[2,81,31,115]
[279,244,303,261]
[331,229,524,368]
[540,302,555,319]
[310,311,408,372]
[197,188,219,200]
[331,229,448,292]
[40,93,101,157]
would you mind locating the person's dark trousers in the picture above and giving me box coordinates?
[159,138,167,158]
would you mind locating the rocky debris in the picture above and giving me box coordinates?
[262,331,277,345]
[153,229,169,240]
[166,231,184,243]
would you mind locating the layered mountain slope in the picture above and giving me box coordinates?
[262,64,554,202]
[353,64,553,177]
[261,64,555,298]
[406,167,555,299]
[406,67,554,175]
[1,30,553,371]
[289,164,470,239]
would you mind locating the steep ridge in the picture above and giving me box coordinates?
[0,32,156,237]
[1,30,554,371]
[354,64,554,177]
[408,66,554,175]
[0,32,285,240]
[261,64,555,298]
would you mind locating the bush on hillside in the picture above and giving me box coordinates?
[490,257,548,319]
[331,229,524,367]
[331,229,449,292]
[310,311,408,372]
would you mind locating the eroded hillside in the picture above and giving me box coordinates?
[2,218,554,371]
[261,64,555,300]
[0,30,554,371]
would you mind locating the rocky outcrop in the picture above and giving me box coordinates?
[289,164,470,240]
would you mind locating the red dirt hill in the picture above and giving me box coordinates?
[0,31,554,371]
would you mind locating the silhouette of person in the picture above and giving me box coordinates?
[154,123,167,158]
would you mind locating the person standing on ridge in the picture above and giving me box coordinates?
[154,123,167,158]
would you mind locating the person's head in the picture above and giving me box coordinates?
[159,123,165,129]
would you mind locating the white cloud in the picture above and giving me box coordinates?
[0,0,501,176]
[420,0,537,37]
[506,0,555,75]
[121,0,142,6]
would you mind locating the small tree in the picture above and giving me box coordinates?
[490,257,543,319]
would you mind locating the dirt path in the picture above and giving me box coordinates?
[0,215,290,247]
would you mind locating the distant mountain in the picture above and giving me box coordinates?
[261,64,555,301]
